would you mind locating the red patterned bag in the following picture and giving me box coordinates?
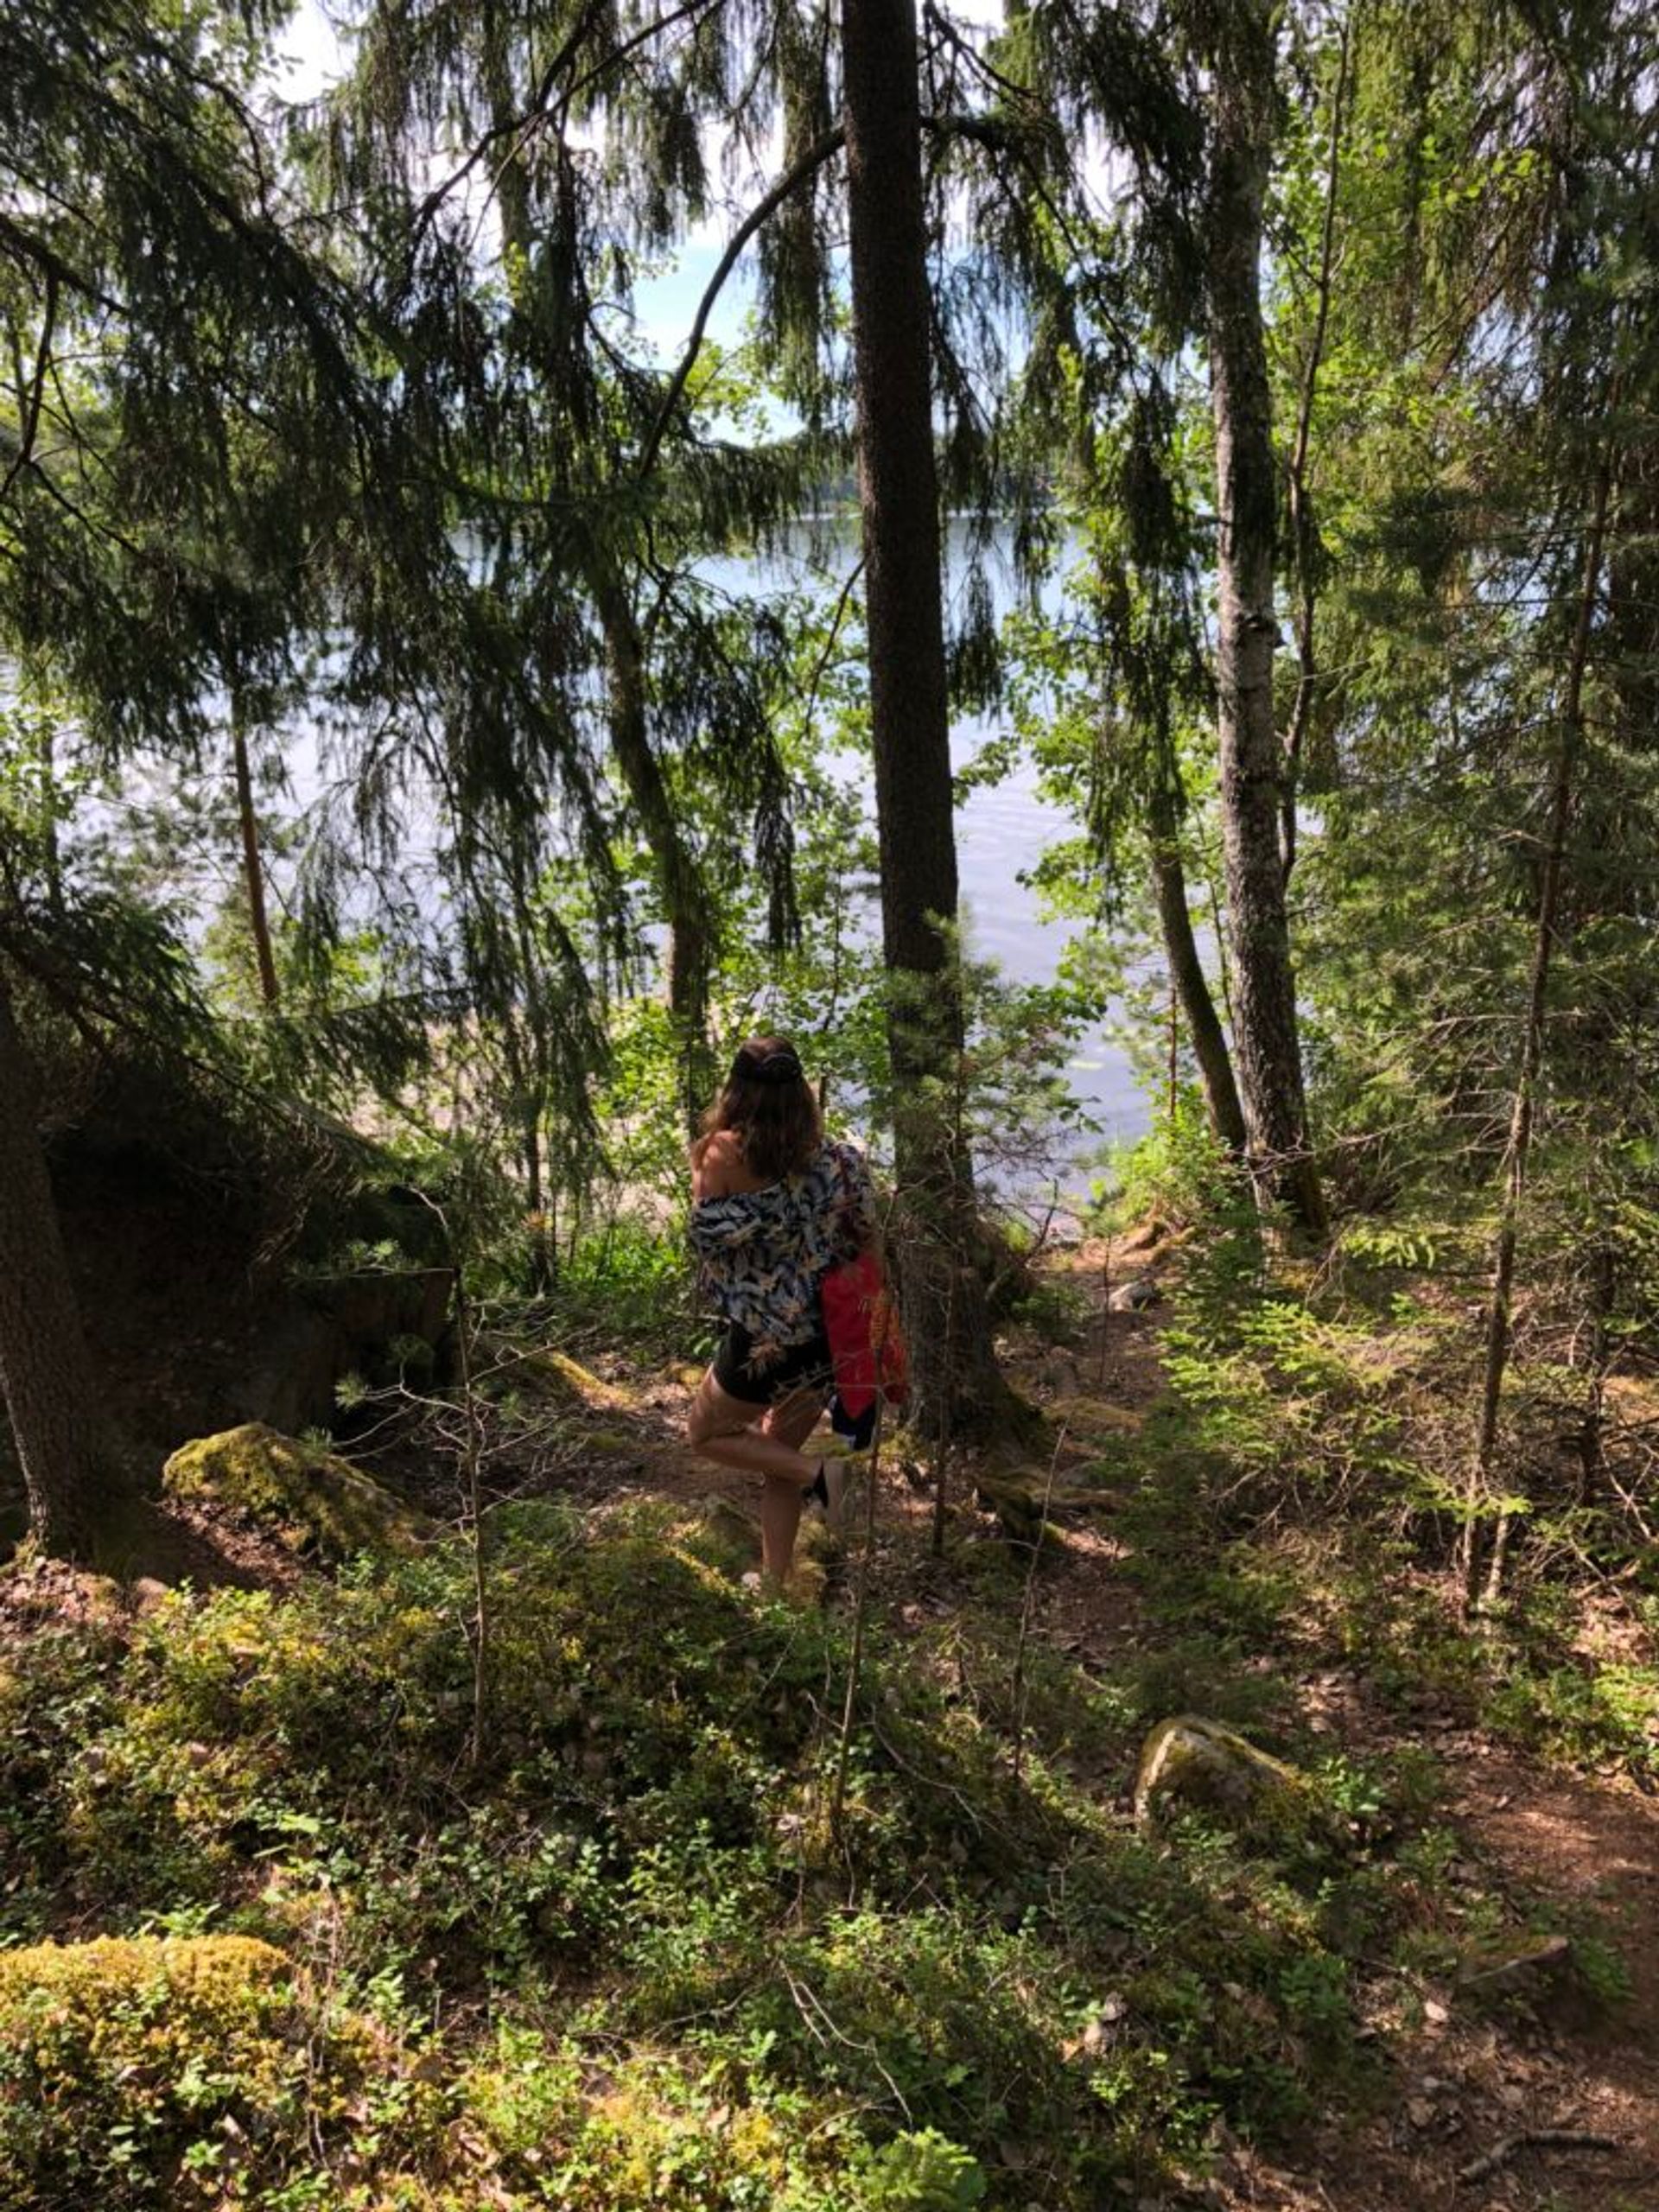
[819,1249,909,1421]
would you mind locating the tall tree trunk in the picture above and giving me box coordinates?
[1203,0,1327,1237]
[521,1112,556,1295]
[592,571,716,1127]
[1281,11,1350,887]
[0,978,120,1558]
[231,704,280,1008]
[503,852,557,1299]
[1465,449,1615,1612]
[841,0,999,1438]
[1574,1234,1615,1507]
[1147,778,1249,1155]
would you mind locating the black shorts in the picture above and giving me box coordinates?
[713,1324,836,1407]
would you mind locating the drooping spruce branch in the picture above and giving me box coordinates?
[635,124,848,480]
[0,269,57,512]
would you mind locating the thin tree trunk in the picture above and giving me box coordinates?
[522,1116,556,1295]
[841,0,1000,1440]
[1576,1236,1615,1506]
[231,705,280,1008]
[1281,13,1350,887]
[37,715,64,918]
[502,849,557,1297]
[1147,781,1248,1154]
[0,977,121,1558]
[1166,994,1179,1128]
[1466,451,1615,1611]
[593,571,716,1128]
[1204,0,1327,1238]
[1205,870,1236,1037]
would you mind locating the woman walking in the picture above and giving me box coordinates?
[687,1035,879,1586]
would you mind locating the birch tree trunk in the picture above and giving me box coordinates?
[1204,0,1328,1236]
[1147,779,1248,1156]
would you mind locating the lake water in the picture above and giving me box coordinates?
[951,738,1145,1149]
[728,528,1150,1169]
[101,527,1151,1176]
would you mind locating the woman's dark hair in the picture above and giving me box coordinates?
[694,1034,821,1182]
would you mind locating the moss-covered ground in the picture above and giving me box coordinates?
[1,1222,1656,2211]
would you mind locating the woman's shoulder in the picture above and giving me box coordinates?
[691,1128,747,1201]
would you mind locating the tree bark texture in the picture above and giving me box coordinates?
[502,857,557,1298]
[841,0,999,1436]
[232,706,281,1007]
[1147,780,1249,1155]
[1204,2,1327,1236]
[1281,13,1349,888]
[0,978,119,1557]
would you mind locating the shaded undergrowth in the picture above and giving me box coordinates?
[1,1197,1651,2209]
[1109,1201,1659,1789]
[0,1484,1511,2212]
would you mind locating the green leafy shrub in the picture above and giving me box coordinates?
[0,1504,1463,2207]
[1095,1092,1244,1238]
[855,2127,988,2209]
[0,1935,434,2209]
[556,1217,702,1351]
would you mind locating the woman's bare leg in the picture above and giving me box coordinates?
[763,1384,827,1452]
[766,1385,846,1529]
[688,1371,818,1481]
[757,1475,804,1584]
[760,1386,834,1566]
[688,1370,819,1580]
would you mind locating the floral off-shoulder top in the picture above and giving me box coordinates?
[690,1139,878,1356]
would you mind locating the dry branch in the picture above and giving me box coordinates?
[1457,2127,1620,2187]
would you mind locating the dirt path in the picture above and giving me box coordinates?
[1036,1244,1659,2212]
[569,1231,1659,2212]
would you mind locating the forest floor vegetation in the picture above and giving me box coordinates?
[2,1219,1656,2211]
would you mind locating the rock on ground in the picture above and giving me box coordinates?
[162,1422,432,1559]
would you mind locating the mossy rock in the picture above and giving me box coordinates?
[485,1340,639,1412]
[1134,1713,1310,1835]
[480,1334,582,1402]
[163,1422,431,1559]
[534,1350,639,1411]
[0,1929,287,2002]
